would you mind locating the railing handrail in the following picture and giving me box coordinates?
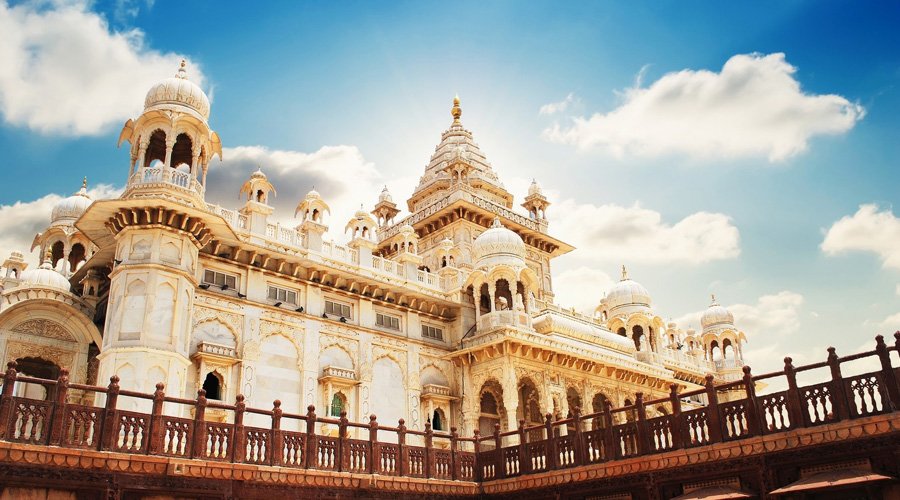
[0,332,896,483]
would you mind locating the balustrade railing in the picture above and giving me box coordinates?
[0,334,897,483]
[127,166,204,197]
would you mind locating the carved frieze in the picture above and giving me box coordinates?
[11,319,77,343]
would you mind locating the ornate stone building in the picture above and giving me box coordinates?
[0,63,750,439]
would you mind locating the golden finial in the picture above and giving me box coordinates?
[621,265,628,280]
[176,59,188,79]
[82,176,87,189]
[711,293,717,305]
[451,95,462,123]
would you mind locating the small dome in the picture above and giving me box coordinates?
[305,188,322,200]
[51,178,92,226]
[528,179,542,197]
[144,60,210,121]
[399,223,416,236]
[701,295,734,330]
[473,218,526,268]
[379,185,393,203]
[605,266,652,312]
[20,260,70,292]
[250,168,267,180]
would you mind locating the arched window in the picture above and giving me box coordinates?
[68,243,86,272]
[632,325,644,351]
[330,393,346,417]
[51,241,65,269]
[202,372,222,400]
[15,357,60,401]
[144,130,167,168]
[170,133,194,169]
[616,327,626,337]
[432,409,445,431]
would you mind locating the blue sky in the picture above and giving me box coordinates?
[1,0,899,373]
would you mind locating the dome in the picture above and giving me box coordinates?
[701,295,734,330]
[250,168,267,180]
[305,188,322,200]
[379,185,393,203]
[20,261,70,292]
[51,178,92,226]
[605,266,652,312]
[143,60,210,121]
[528,179,542,197]
[473,218,526,267]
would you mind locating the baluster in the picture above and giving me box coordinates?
[471,429,481,481]
[424,419,433,478]
[741,367,761,436]
[191,389,207,459]
[784,357,806,427]
[232,395,246,463]
[668,384,684,449]
[338,411,348,472]
[570,406,583,467]
[876,335,900,411]
[825,347,850,420]
[368,415,378,474]
[634,393,649,455]
[0,362,18,440]
[100,376,120,451]
[397,418,406,476]
[49,369,69,446]
[704,375,723,443]
[148,383,165,454]
[493,423,505,479]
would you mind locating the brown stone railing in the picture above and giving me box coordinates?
[0,333,897,485]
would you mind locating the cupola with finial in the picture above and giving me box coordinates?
[522,178,550,226]
[295,187,331,251]
[238,168,276,237]
[372,185,400,228]
[118,59,222,208]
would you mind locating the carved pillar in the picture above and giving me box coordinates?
[164,137,175,168]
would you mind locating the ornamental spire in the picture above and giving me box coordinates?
[451,95,462,123]
[621,264,628,280]
[711,293,718,305]
[176,59,188,79]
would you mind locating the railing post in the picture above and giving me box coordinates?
[397,418,407,477]
[231,395,245,463]
[368,415,378,474]
[147,383,165,455]
[424,419,433,478]
[493,423,505,479]
[190,389,207,459]
[338,411,348,472]
[472,429,481,481]
[784,357,806,427]
[0,362,17,440]
[741,367,761,436]
[450,426,459,480]
[49,369,69,446]
[603,404,616,460]
[668,384,683,449]
[571,406,584,466]
[704,375,723,443]
[544,413,558,469]
[303,404,315,468]
[876,335,900,411]
[634,393,650,454]
[100,375,120,451]
[517,419,530,474]
[826,348,851,420]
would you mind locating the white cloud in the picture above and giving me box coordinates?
[543,53,864,162]
[551,200,740,265]
[821,204,900,269]
[874,312,900,333]
[552,266,616,313]
[0,0,203,135]
[0,184,122,268]
[207,145,415,240]
[539,93,578,116]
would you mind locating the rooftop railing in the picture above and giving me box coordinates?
[126,166,205,198]
[0,333,896,483]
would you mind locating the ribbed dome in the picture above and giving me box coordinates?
[473,218,526,268]
[19,261,70,291]
[144,60,210,121]
[701,295,734,330]
[605,266,652,311]
[51,178,92,226]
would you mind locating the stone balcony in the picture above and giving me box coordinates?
[319,365,357,384]
[124,166,205,204]
[476,309,532,332]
